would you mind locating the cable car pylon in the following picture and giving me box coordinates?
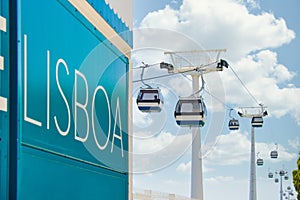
[237,104,268,200]
[161,49,228,200]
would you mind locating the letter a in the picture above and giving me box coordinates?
[111,98,124,157]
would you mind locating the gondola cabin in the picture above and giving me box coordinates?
[228,119,239,130]
[270,150,278,159]
[284,175,289,180]
[279,170,285,176]
[251,116,263,128]
[275,178,279,183]
[136,88,163,112]
[174,97,206,127]
[268,172,274,178]
[256,158,263,166]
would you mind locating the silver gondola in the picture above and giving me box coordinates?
[136,88,163,112]
[136,62,164,113]
[256,152,263,166]
[174,97,206,127]
[256,158,263,166]
[270,150,278,159]
[251,116,263,128]
[270,143,278,159]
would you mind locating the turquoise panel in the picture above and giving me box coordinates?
[0,0,10,199]
[19,145,127,200]
[14,0,130,199]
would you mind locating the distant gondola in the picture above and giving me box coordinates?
[270,143,278,159]
[228,109,239,130]
[228,119,239,130]
[268,172,273,178]
[270,150,278,159]
[256,158,263,166]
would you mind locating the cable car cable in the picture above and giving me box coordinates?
[180,71,238,112]
[132,60,218,83]
[132,67,198,83]
[203,88,234,110]
[133,72,179,83]
[132,62,161,70]
[140,64,151,88]
[179,70,233,110]
[133,59,264,120]
[228,64,260,106]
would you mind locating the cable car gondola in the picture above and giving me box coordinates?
[136,88,163,112]
[251,116,263,128]
[256,158,263,166]
[270,150,278,159]
[268,172,274,178]
[228,109,239,130]
[174,97,206,127]
[275,178,279,183]
[270,143,278,159]
[279,170,285,176]
[256,152,263,166]
[228,119,239,130]
[136,63,164,113]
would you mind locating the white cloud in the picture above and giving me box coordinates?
[223,50,300,123]
[134,131,176,154]
[256,142,296,162]
[139,0,295,61]
[135,0,300,125]
[176,161,214,174]
[205,131,250,165]
[205,175,235,183]
[176,161,191,173]
[245,0,260,9]
[288,136,300,149]
[132,97,154,127]
[133,133,192,173]
[205,131,297,166]
[168,76,192,97]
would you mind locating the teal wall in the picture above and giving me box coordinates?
[0,0,131,199]
[0,0,10,199]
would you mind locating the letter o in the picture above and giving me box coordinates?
[92,85,111,150]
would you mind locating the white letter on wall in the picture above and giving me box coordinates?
[54,59,71,136]
[23,34,42,126]
[74,70,89,142]
[111,98,123,157]
[92,86,111,150]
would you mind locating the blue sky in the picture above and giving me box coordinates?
[132,0,300,199]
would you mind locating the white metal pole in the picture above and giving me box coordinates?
[280,175,283,200]
[191,75,203,200]
[249,126,257,200]
[128,59,133,200]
